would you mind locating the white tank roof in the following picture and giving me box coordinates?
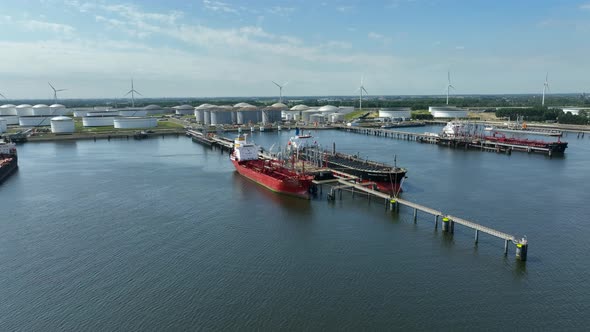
[290,104,310,111]
[271,102,288,108]
[16,104,32,108]
[51,116,72,121]
[49,104,65,108]
[33,104,49,108]
[234,102,254,108]
[318,105,338,112]
[144,104,161,110]
[0,104,16,108]
[175,104,193,110]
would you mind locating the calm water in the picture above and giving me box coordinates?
[1,128,589,330]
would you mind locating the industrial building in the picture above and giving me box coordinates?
[83,116,117,127]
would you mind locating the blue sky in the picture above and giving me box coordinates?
[0,0,589,99]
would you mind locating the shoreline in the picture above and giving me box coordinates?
[24,129,185,142]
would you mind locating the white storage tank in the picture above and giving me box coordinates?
[49,104,67,116]
[302,109,316,122]
[118,108,148,117]
[337,106,355,114]
[83,116,116,127]
[32,104,51,116]
[174,104,194,115]
[428,106,468,118]
[19,116,52,126]
[310,113,325,123]
[379,107,411,120]
[210,108,233,125]
[0,115,18,125]
[329,113,345,123]
[114,117,157,129]
[16,104,33,116]
[73,108,91,117]
[0,118,7,133]
[194,109,203,122]
[50,116,75,134]
[318,105,338,114]
[203,110,211,125]
[0,104,17,116]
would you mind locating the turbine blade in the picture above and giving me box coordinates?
[449,84,456,90]
[48,82,56,91]
[134,90,143,96]
[124,90,133,96]
[0,92,6,99]
[272,81,281,88]
[283,81,289,87]
[362,87,369,94]
[57,89,67,92]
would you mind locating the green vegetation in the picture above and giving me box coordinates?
[411,111,434,120]
[71,118,184,133]
[495,107,589,125]
[344,110,371,121]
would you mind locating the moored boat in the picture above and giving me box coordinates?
[230,135,314,199]
[0,141,18,184]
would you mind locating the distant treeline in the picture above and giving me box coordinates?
[495,107,588,125]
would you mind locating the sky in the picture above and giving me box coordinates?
[0,0,589,99]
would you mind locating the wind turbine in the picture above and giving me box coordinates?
[0,91,6,100]
[542,72,550,107]
[124,79,143,107]
[356,76,369,110]
[446,71,455,105]
[272,81,288,103]
[48,82,67,104]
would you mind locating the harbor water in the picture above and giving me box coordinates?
[1,128,589,330]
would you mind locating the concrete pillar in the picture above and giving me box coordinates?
[474,230,479,243]
[442,217,450,232]
[516,243,528,261]
[435,215,439,229]
[413,208,417,222]
[450,220,454,233]
[504,239,509,255]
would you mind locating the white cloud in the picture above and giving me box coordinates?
[337,6,354,13]
[0,15,75,36]
[203,0,239,14]
[455,46,465,50]
[580,3,590,10]
[267,6,295,16]
[368,32,392,46]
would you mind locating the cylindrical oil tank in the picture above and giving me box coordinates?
[32,104,51,116]
[19,116,52,126]
[211,109,232,125]
[302,110,316,122]
[0,104,17,116]
[241,110,260,124]
[16,104,33,116]
[50,116,75,134]
[203,110,210,125]
[428,106,468,118]
[0,115,18,125]
[49,104,67,116]
[330,113,345,123]
[83,116,116,127]
[114,117,157,129]
[0,118,7,133]
[194,109,203,123]
[118,109,148,117]
[310,113,325,123]
[379,107,411,119]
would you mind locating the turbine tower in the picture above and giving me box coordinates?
[48,82,67,104]
[272,81,288,103]
[124,79,143,107]
[446,71,455,105]
[356,76,369,110]
[542,72,550,107]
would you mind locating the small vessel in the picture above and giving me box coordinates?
[292,137,407,195]
[230,135,314,199]
[0,141,18,184]
[294,127,312,138]
[485,132,568,153]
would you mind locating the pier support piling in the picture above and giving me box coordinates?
[442,217,450,232]
[516,243,528,261]
[413,208,417,222]
[504,240,509,255]
[435,215,439,230]
[474,230,479,243]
